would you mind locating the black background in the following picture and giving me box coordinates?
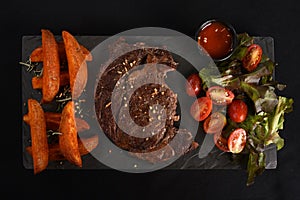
[2,0,300,199]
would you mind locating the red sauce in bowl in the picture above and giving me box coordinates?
[197,21,234,60]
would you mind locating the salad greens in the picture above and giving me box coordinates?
[199,33,294,186]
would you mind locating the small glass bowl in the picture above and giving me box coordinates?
[195,19,238,62]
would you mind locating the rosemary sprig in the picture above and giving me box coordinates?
[33,68,43,77]
[46,130,61,144]
[47,130,62,136]
[19,59,43,77]
[19,59,38,72]
[55,85,72,112]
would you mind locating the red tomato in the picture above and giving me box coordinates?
[228,128,247,153]
[203,112,227,134]
[206,86,235,105]
[242,44,263,72]
[214,132,230,152]
[228,99,248,123]
[186,73,202,96]
[190,97,213,121]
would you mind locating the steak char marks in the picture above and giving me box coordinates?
[95,38,198,162]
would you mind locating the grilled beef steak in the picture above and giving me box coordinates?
[131,129,199,163]
[94,38,198,161]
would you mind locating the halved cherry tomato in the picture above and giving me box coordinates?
[206,86,235,105]
[186,73,202,96]
[203,112,227,134]
[228,128,247,154]
[242,44,262,72]
[214,132,229,152]
[228,99,248,123]
[190,97,212,121]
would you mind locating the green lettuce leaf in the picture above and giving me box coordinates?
[265,96,294,150]
[240,96,293,185]
[198,31,294,186]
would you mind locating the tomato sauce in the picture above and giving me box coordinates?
[197,21,234,60]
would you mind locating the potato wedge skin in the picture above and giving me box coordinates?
[24,99,49,174]
[44,111,90,132]
[26,134,99,161]
[29,42,92,63]
[31,71,70,90]
[62,30,88,99]
[24,30,95,171]
[58,101,82,167]
[41,29,60,103]
[29,46,43,62]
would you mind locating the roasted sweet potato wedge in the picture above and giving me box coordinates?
[62,31,88,99]
[23,99,49,174]
[26,134,99,161]
[30,41,92,63]
[58,101,82,167]
[31,71,70,90]
[41,29,60,103]
[29,46,43,63]
[44,111,90,132]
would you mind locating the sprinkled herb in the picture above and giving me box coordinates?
[55,85,72,112]
[19,59,42,76]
